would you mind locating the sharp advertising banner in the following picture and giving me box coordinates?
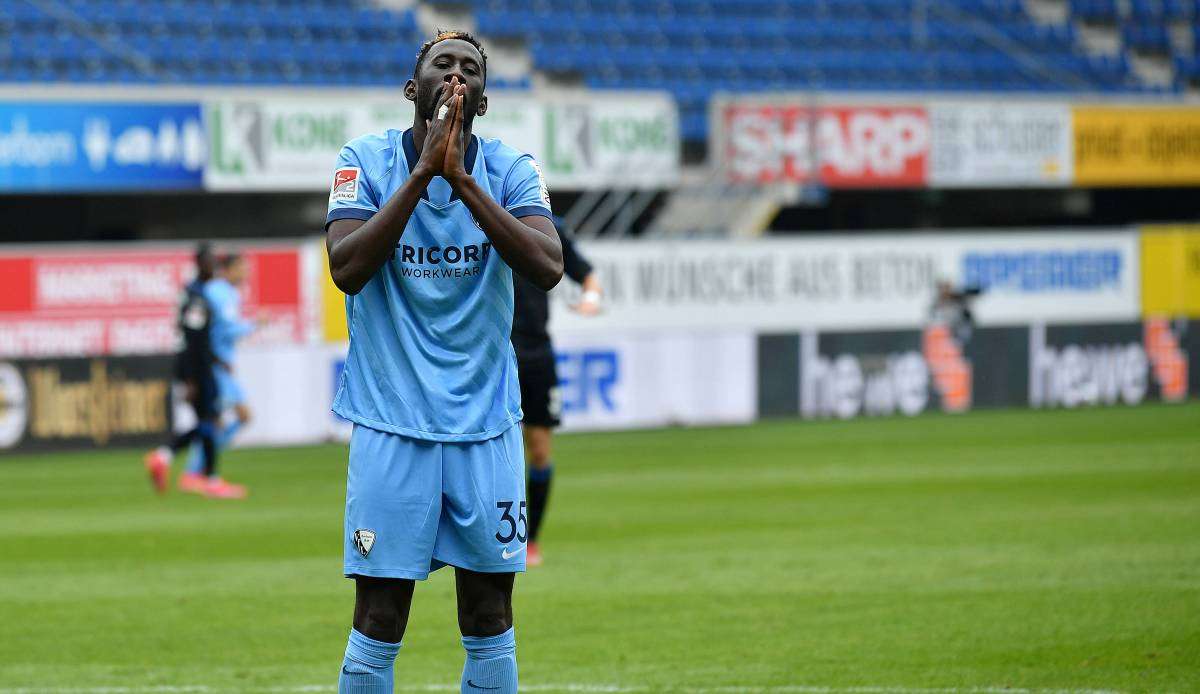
[718,102,931,187]
[548,231,1140,334]
[716,96,1200,188]
[0,244,310,359]
[0,101,205,192]
[205,93,679,191]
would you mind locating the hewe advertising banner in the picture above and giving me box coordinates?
[548,231,1140,335]
[719,101,930,186]
[205,93,679,191]
[757,326,1028,421]
[1029,319,1192,409]
[929,102,1073,187]
[0,101,205,191]
[757,318,1194,422]
[0,244,310,359]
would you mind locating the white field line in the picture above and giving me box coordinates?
[0,685,1129,694]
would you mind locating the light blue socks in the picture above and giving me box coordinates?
[338,628,401,694]
[461,627,517,694]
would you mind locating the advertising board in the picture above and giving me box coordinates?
[0,101,205,192]
[0,244,308,359]
[548,232,1140,334]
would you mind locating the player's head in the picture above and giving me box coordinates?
[219,252,248,286]
[406,30,488,127]
[195,242,216,282]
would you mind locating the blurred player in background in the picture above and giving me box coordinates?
[323,31,562,694]
[178,252,256,499]
[144,243,220,495]
[511,218,602,567]
[928,279,981,343]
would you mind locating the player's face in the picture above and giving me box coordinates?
[225,258,248,286]
[407,39,487,124]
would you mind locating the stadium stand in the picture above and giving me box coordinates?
[0,0,528,88]
[1,0,1195,142]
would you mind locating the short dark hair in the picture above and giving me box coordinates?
[414,29,487,83]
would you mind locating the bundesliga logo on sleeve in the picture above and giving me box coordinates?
[330,167,360,202]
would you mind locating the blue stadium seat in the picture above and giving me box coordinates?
[1070,0,1119,22]
[0,0,1181,143]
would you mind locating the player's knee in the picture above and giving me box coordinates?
[357,603,403,642]
[528,448,551,469]
[525,429,552,466]
[458,600,512,637]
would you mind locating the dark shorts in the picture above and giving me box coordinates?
[517,349,561,428]
[188,365,220,421]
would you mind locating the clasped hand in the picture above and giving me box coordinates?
[416,76,469,183]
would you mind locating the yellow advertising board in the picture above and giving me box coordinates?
[1142,224,1200,318]
[1074,107,1200,186]
[321,244,349,342]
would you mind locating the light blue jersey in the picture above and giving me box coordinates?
[204,278,253,367]
[326,128,552,442]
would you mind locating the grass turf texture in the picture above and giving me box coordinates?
[0,404,1197,693]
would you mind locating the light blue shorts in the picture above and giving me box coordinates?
[214,366,246,409]
[343,423,527,580]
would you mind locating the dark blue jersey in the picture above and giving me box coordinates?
[174,279,213,381]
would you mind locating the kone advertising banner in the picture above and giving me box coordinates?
[550,231,1140,335]
[205,99,410,191]
[205,93,679,191]
[0,101,205,192]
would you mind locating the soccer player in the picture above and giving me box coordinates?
[324,31,562,694]
[178,252,255,499]
[511,220,602,567]
[144,243,220,494]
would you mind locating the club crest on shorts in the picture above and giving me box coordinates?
[353,529,376,558]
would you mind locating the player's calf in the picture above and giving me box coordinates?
[339,577,414,694]
[455,569,518,694]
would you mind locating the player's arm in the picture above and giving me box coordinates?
[442,91,563,291]
[561,229,603,314]
[327,91,459,295]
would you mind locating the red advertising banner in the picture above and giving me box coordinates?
[0,245,305,358]
[721,104,930,187]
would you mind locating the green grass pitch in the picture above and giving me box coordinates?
[0,404,1197,693]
